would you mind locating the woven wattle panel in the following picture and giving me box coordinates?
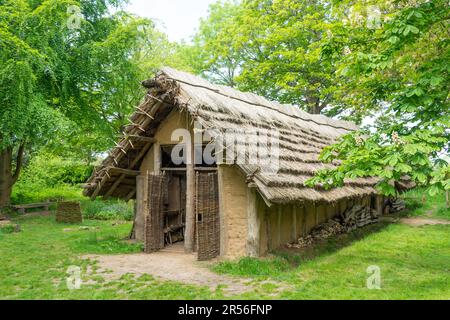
[196,172,220,261]
[56,202,82,224]
[144,174,166,253]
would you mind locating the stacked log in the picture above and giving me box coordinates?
[288,204,380,249]
[288,219,344,249]
[390,198,406,213]
[56,201,83,224]
[340,205,379,232]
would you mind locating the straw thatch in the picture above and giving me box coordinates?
[83,67,411,204]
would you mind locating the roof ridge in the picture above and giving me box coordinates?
[160,67,358,132]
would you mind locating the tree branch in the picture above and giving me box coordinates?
[11,142,25,185]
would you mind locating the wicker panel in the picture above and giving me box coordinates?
[144,174,166,253]
[196,172,220,261]
[56,201,82,224]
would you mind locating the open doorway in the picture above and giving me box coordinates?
[162,171,186,246]
[160,145,188,247]
[144,144,219,259]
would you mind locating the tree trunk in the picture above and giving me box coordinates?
[0,143,25,211]
[0,147,13,209]
[306,96,326,115]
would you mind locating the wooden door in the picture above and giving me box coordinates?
[196,172,220,261]
[144,173,166,253]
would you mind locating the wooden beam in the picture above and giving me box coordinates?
[81,183,96,189]
[104,175,126,199]
[91,102,163,201]
[125,188,136,202]
[106,167,140,176]
[195,167,218,171]
[137,106,154,119]
[161,167,186,172]
[127,135,156,143]
[104,142,153,199]
[131,142,153,169]
[91,174,109,200]
[161,167,218,172]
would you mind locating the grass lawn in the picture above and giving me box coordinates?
[0,191,449,300]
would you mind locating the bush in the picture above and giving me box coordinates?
[12,185,83,204]
[11,151,135,222]
[81,200,134,221]
[12,152,93,204]
[18,152,93,187]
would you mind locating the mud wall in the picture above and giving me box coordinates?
[258,196,377,256]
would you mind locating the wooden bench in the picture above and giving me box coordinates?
[13,202,53,215]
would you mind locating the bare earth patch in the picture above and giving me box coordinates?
[399,217,450,227]
[82,243,288,296]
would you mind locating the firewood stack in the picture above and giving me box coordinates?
[288,219,345,249]
[340,205,379,233]
[390,198,406,213]
[288,205,380,249]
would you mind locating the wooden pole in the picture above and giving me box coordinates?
[247,188,259,257]
[277,206,282,247]
[184,139,195,253]
[291,205,297,242]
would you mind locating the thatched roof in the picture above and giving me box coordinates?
[84,67,410,204]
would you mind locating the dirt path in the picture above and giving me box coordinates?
[382,215,450,227]
[83,243,287,296]
[399,217,450,227]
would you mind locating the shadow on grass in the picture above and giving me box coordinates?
[274,221,393,267]
[213,221,394,278]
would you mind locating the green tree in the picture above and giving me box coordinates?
[0,0,154,208]
[190,0,243,87]
[307,0,449,196]
[191,0,350,115]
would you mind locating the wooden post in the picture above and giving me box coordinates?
[277,206,282,247]
[376,195,384,217]
[315,204,319,225]
[266,209,271,252]
[301,206,307,236]
[184,141,195,253]
[134,173,148,241]
[291,205,297,242]
[217,166,226,257]
[154,142,161,173]
[247,188,259,257]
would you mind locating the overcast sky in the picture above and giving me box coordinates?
[126,0,217,42]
